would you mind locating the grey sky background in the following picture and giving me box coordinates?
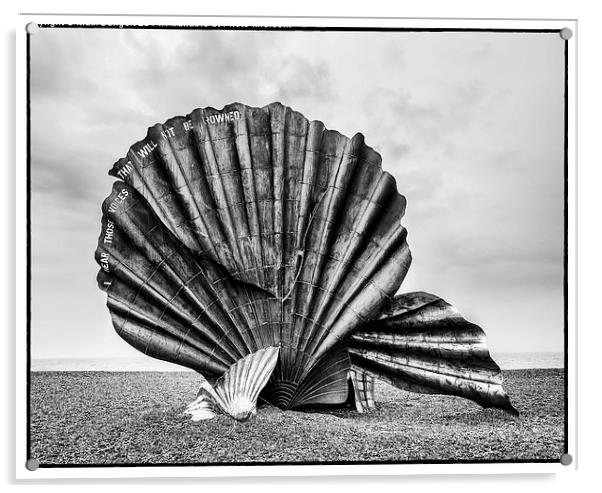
[30,29,565,360]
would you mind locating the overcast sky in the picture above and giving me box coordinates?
[30,28,565,361]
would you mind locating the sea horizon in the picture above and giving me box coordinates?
[30,351,564,372]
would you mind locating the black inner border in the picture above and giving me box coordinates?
[25,23,571,469]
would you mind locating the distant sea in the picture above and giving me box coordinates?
[31,352,564,372]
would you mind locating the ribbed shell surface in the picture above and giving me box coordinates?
[95,102,412,409]
[212,347,280,420]
[348,292,518,415]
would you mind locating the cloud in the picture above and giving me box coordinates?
[29,29,565,357]
[271,56,334,106]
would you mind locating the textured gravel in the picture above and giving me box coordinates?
[29,369,565,465]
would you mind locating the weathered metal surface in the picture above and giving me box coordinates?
[348,292,518,415]
[95,102,516,417]
[349,369,376,413]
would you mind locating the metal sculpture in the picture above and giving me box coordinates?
[95,102,517,421]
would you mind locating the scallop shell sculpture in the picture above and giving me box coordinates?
[95,102,517,420]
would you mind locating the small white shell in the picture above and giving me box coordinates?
[185,347,279,421]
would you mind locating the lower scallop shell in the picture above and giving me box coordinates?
[348,292,518,415]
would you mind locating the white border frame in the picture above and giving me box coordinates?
[15,14,577,480]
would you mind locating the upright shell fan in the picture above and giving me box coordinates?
[95,102,517,420]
